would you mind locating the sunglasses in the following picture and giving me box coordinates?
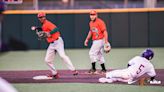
[38,16,45,18]
[90,14,96,15]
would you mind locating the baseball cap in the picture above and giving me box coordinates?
[90,10,97,15]
[37,12,46,18]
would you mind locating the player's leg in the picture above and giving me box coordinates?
[0,77,18,92]
[88,40,104,74]
[98,48,107,74]
[106,69,131,83]
[99,70,120,83]
[99,77,113,83]
[56,37,78,75]
[45,43,58,78]
[88,41,99,74]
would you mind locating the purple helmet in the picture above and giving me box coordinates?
[141,48,154,60]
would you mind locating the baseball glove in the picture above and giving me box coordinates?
[36,31,48,40]
[104,42,111,53]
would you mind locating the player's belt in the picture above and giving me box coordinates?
[50,37,59,43]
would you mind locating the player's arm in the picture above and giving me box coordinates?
[146,65,161,84]
[103,30,109,44]
[84,31,92,46]
[147,66,156,81]
[100,20,109,44]
[50,28,59,35]
[46,22,58,37]
[43,27,59,38]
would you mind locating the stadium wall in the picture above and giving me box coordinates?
[2,8,164,50]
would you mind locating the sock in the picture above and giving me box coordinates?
[92,62,96,70]
[101,63,106,71]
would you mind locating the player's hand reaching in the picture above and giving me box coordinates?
[84,39,88,46]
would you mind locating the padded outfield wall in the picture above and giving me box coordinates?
[1,8,164,50]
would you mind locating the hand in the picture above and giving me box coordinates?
[31,26,37,31]
[84,39,88,46]
[45,32,51,37]
[104,42,111,53]
[104,40,109,44]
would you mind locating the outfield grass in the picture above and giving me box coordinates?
[0,48,164,92]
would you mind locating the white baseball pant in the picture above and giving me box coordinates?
[45,37,75,75]
[89,39,105,64]
[106,69,133,83]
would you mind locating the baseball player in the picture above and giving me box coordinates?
[1,3,16,84]
[32,12,78,79]
[99,48,161,84]
[84,10,111,74]
[0,77,18,92]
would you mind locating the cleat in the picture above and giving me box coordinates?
[88,69,98,74]
[72,70,78,76]
[47,73,59,79]
[99,69,107,75]
[128,80,137,84]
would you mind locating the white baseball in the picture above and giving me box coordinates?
[31,26,36,30]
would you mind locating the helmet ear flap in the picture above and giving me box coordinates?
[149,56,152,60]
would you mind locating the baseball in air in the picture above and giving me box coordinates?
[31,26,36,30]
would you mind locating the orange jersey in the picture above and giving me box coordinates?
[89,18,106,40]
[42,20,60,43]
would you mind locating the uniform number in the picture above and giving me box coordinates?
[136,64,145,74]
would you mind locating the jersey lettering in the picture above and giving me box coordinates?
[136,64,145,74]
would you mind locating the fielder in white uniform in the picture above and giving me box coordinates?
[99,48,161,84]
[0,77,18,92]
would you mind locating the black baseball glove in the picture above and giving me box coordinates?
[36,31,48,40]
[31,26,50,40]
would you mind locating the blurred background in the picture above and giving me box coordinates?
[0,1,164,92]
[3,0,164,10]
[0,0,164,51]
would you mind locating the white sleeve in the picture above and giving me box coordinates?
[147,65,156,77]
[128,58,135,66]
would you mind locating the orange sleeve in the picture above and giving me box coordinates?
[47,21,56,31]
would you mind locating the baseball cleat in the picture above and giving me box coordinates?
[72,70,78,76]
[99,69,107,75]
[47,73,59,79]
[128,80,137,84]
[99,78,113,83]
[87,69,99,74]
[32,73,59,80]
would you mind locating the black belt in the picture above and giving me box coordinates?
[50,37,59,43]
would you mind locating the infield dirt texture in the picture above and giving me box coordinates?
[0,69,163,86]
